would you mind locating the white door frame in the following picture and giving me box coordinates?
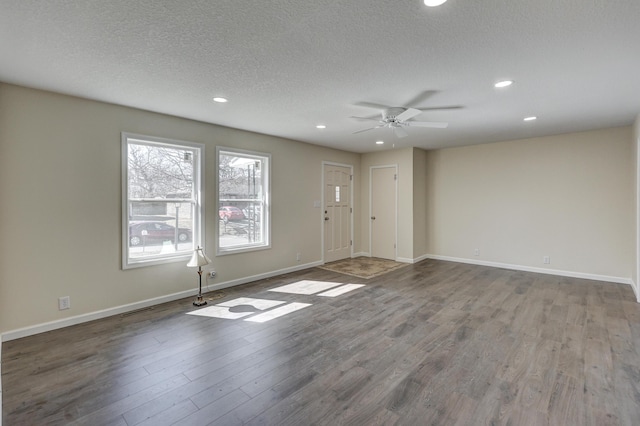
[369,164,398,260]
[321,161,354,263]
[636,137,640,302]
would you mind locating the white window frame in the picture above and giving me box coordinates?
[217,146,271,255]
[122,132,204,269]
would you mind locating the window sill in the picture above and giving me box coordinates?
[217,244,271,256]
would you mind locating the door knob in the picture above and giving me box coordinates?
[325,217,330,221]
[371,216,376,220]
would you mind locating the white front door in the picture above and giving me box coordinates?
[324,163,352,262]
[370,166,397,260]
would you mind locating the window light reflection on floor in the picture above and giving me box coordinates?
[187,280,365,323]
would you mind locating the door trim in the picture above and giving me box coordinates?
[636,137,640,302]
[321,161,354,263]
[369,164,398,260]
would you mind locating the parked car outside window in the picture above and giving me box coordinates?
[129,221,192,246]
[219,206,245,223]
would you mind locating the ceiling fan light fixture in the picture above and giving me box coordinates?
[316,124,326,129]
[524,116,537,121]
[212,97,228,103]
[494,80,513,88]
[424,0,448,6]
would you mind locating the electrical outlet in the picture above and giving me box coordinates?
[58,296,70,310]
[543,256,551,264]
[209,270,216,278]
[474,248,480,256]
[296,252,301,262]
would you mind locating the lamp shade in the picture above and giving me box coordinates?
[187,246,211,267]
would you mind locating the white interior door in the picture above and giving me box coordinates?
[370,166,397,260]
[324,164,352,262]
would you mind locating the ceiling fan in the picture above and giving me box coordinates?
[350,91,461,138]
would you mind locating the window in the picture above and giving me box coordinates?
[217,147,270,253]
[122,133,203,268]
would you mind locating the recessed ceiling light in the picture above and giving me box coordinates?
[524,116,537,121]
[316,124,326,129]
[494,80,513,88]
[424,0,448,6]
[376,141,384,145]
[212,97,228,103]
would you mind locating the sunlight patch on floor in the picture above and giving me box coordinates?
[318,283,365,297]
[186,305,254,320]
[244,302,312,323]
[188,281,366,322]
[268,280,343,295]
[218,297,286,310]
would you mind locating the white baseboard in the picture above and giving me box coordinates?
[1,260,322,343]
[1,255,634,424]
[203,260,323,293]
[353,252,369,258]
[413,253,431,263]
[396,254,431,264]
[425,254,634,286]
[631,280,640,303]
[3,254,635,343]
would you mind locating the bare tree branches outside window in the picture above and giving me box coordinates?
[128,144,194,199]
[123,134,203,268]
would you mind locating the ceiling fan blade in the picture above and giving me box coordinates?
[352,127,377,134]
[394,127,409,138]
[404,90,438,108]
[415,105,463,111]
[353,101,392,110]
[406,121,448,128]
[395,108,422,122]
[349,115,380,121]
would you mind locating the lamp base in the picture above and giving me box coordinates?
[193,296,207,306]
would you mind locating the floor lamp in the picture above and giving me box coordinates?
[187,246,211,306]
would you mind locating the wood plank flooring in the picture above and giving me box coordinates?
[3,259,640,425]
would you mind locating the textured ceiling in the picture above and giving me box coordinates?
[1,0,639,153]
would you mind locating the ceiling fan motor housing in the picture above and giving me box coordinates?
[350,96,449,137]
[384,107,407,121]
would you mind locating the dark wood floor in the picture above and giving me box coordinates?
[3,259,640,425]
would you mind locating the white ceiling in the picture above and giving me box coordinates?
[1,0,639,153]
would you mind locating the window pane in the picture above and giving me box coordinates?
[128,144,194,199]
[128,201,194,260]
[123,134,202,268]
[218,149,269,253]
